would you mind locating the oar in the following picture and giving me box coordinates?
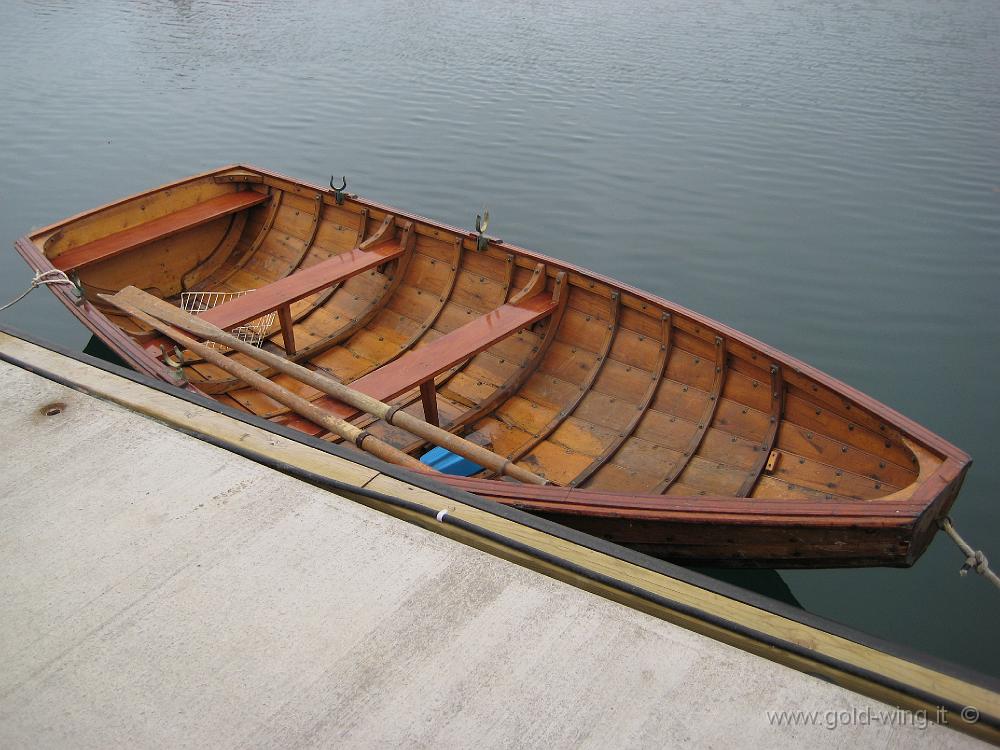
[102,287,548,485]
[105,296,429,473]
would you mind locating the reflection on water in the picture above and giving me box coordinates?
[83,334,128,369]
[692,567,802,609]
[1,0,998,675]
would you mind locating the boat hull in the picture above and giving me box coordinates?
[14,164,972,567]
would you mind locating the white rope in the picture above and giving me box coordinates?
[939,517,1000,591]
[0,270,76,312]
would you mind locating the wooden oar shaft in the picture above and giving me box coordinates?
[111,299,428,473]
[103,287,547,485]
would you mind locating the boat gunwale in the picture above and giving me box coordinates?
[13,163,971,524]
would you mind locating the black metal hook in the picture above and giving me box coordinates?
[330,175,347,205]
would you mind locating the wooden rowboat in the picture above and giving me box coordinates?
[14,164,971,568]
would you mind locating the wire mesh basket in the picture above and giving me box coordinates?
[180,290,276,349]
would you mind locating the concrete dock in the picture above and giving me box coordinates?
[0,331,995,748]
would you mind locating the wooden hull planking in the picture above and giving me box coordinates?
[14,164,972,567]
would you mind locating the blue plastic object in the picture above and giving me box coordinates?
[420,445,483,476]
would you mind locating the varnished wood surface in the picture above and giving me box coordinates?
[287,290,558,425]
[15,163,974,567]
[199,239,403,331]
[52,190,269,272]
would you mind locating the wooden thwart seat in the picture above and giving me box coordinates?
[198,239,404,334]
[287,282,562,431]
[54,191,270,273]
[144,221,407,358]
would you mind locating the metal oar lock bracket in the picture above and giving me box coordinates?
[329,176,348,205]
[475,209,490,252]
[159,344,187,384]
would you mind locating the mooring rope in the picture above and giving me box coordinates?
[939,517,1000,591]
[0,270,76,312]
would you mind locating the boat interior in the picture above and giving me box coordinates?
[28,166,944,507]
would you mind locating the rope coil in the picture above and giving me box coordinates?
[0,270,76,312]
[938,517,1000,591]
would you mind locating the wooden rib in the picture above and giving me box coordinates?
[192,188,282,291]
[288,192,325,270]
[495,289,621,477]
[568,311,673,488]
[236,192,323,325]
[356,248,518,428]
[653,335,727,494]
[181,211,248,291]
[343,235,463,384]
[421,251,517,397]
[325,255,539,441]
[737,363,784,497]
[391,270,570,454]
[277,289,559,432]
[273,219,413,362]
[339,249,517,440]
[169,217,406,392]
[194,238,404,332]
[282,212,399,329]
[356,207,369,245]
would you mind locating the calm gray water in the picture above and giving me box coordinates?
[1,0,998,678]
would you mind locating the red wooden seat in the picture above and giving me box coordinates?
[142,234,407,358]
[53,191,270,273]
[282,290,558,432]
[198,240,404,332]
